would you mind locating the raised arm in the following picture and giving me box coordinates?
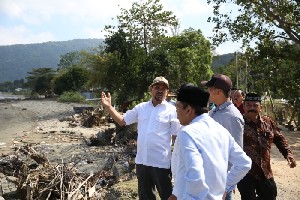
[101,92,126,126]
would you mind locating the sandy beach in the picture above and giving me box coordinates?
[0,99,99,154]
[0,99,300,199]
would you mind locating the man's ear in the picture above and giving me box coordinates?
[186,105,194,115]
[259,103,263,111]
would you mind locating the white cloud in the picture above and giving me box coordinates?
[0,0,238,53]
[1,0,133,25]
[0,25,55,45]
[0,1,23,17]
[163,0,212,18]
[0,0,134,44]
[82,27,106,39]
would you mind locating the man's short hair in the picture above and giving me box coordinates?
[201,74,232,94]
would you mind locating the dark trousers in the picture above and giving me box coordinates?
[136,164,172,200]
[237,174,277,200]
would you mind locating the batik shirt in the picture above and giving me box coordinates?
[243,115,294,180]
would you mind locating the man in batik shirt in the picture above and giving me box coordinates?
[237,92,297,200]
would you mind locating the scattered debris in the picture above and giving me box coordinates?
[0,104,139,199]
[0,143,137,200]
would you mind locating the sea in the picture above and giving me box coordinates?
[0,92,25,100]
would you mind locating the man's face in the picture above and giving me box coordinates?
[175,101,189,125]
[243,101,262,119]
[150,83,168,103]
[233,90,244,106]
[207,87,219,103]
[230,89,236,100]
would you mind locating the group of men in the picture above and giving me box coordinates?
[101,74,296,200]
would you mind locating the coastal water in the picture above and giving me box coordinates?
[0,92,25,100]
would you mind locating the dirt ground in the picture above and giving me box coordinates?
[0,99,299,199]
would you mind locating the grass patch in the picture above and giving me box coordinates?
[104,178,139,200]
[104,177,160,199]
[58,91,86,103]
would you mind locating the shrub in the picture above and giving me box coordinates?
[12,90,31,97]
[58,91,85,103]
[129,92,151,109]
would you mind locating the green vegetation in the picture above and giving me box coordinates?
[0,39,103,83]
[58,91,85,103]
[130,92,152,109]
[211,53,235,69]
[26,68,55,95]
[12,90,31,97]
[98,0,213,104]
[208,0,299,47]
[52,66,90,95]
[207,0,300,126]
[0,0,298,126]
[0,79,25,92]
[114,0,179,55]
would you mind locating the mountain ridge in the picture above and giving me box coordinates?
[0,39,104,83]
[0,39,233,83]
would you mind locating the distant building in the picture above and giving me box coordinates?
[15,88,23,92]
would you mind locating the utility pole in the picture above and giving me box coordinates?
[236,51,238,88]
[245,58,248,93]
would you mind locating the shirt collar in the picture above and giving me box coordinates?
[216,101,232,110]
[211,101,232,116]
[244,114,264,124]
[190,113,209,124]
[149,99,168,107]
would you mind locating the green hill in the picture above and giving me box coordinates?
[211,53,235,69]
[0,39,233,83]
[0,39,104,83]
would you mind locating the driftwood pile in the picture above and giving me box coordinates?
[79,108,108,128]
[61,107,108,128]
[0,106,139,199]
[62,107,138,146]
[84,124,138,147]
[0,144,137,200]
[70,108,138,146]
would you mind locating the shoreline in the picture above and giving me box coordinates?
[0,99,97,154]
[0,92,26,100]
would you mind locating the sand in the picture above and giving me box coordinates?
[0,99,299,199]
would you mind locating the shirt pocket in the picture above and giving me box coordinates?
[264,131,273,148]
[137,113,149,130]
[155,114,170,132]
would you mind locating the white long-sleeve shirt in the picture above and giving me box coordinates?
[124,99,181,169]
[171,113,251,199]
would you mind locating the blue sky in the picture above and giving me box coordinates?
[0,0,242,54]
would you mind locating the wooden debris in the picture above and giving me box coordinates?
[0,144,136,200]
[18,145,49,165]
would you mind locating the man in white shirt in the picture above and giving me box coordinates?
[169,83,251,200]
[101,76,181,200]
